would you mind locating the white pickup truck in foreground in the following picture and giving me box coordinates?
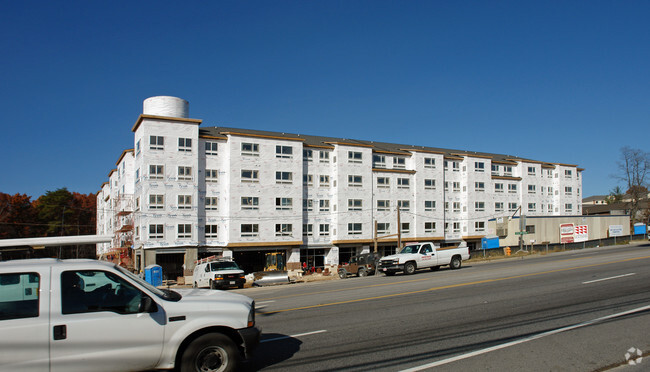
[0,258,259,372]
[379,241,470,275]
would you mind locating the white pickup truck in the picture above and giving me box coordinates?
[0,258,260,372]
[379,241,470,275]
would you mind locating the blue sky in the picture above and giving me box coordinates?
[1,1,648,198]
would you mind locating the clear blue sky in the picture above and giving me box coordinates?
[1,1,648,198]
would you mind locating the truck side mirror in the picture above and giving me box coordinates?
[139,296,158,313]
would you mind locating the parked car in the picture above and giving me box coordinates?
[0,258,259,372]
[379,241,470,275]
[338,252,381,279]
[193,258,246,289]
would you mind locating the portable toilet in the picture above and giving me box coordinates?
[144,264,163,287]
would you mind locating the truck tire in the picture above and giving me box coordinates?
[358,268,368,277]
[180,333,240,372]
[193,282,198,288]
[210,280,217,289]
[338,269,347,279]
[404,262,416,275]
[450,256,462,270]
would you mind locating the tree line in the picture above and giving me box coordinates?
[0,188,96,259]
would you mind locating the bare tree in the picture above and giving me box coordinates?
[615,147,650,223]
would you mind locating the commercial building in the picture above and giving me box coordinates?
[97,96,583,279]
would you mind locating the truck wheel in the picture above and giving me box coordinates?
[338,270,347,279]
[180,333,240,372]
[450,256,462,270]
[358,268,367,277]
[404,262,416,275]
[430,266,441,271]
[210,280,217,289]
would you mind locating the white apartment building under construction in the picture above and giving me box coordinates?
[97,96,583,279]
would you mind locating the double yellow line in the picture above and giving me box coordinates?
[259,255,650,315]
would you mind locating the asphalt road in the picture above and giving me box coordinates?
[238,242,650,371]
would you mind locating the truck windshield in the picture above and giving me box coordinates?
[114,265,177,301]
[209,262,240,271]
[400,245,421,254]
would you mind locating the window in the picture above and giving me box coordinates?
[398,200,410,211]
[526,225,536,234]
[424,157,435,168]
[348,175,362,187]
[401,223,410,233]
[319,199,330,211]
[276,145,293,158]
[348,223,362,235]
[527,166,536,176]
[303,224,313,236]
[475,162,485,172]
[377,177,389,188]
[528,185,536,194]
[393,157,406,169]
[178,166,192,181]
[565,186,573,195]
[319,175,330,187]
[453,182,460,192]
[397,178,410,189]
[276,197,293,210]
[275,224,293,237]
[150,135,164,150]
[149,165,164,180]
[319,151,330,163]
[565,169,572,178]
[491,164,499,175]
[453,202,461,212]
[495,202,504,212]
[149,194,164,210]
[348,199,363,211]
[205,197,218,211]
[275,223,293,236]
[303,149,313,161]
[475,201,485,212]
[241,197,259,210]
[548,187,554,196]
[504,166,513,176]
[475,222,485,231]
[206,169,218,182]
[348,151,362,163]
[241,224,259,237]
[135,197,140,211]
[178,195,192,210]
[565,203,573,213]
[303,174,314,186]
[508,203,518,212]
[377,200,390,211]
[0,273,39,320]
[241,170,259,183]
[375,223,389,235]
[303,199,313,211]
[373,155,386,168]
[451,161,460,171]
[60,271,143,315]
[475,182,485,191]
[135,140,141,156]
[508,184,517,193]
[424,222,436,233]
[319,224,330,236]
[276,171,293,184]
[205,142,218,155]
[445,182,449,192]
[453,222,460,233]
[528,203,536,212]
[178,138,192,152]
[149,224,164,239]
[445,202,449,212]
[425,200,435,211]
[241,142,259,156]
[424,179,436,190]
[178,224,192,239]
[205,225,218,238]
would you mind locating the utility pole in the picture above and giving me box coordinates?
[397,205,402,252]
[374,220,378,253]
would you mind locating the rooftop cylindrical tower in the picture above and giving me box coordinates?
[143,96,189,118]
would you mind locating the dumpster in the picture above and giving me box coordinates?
[144,264,163,287]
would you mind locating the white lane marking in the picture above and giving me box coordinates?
[400,304,650,372]
[261,330,327,343]
[583,273,636,284]
[256,300,276,304]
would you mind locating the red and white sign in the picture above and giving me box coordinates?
[574,225,588,242]
[560,223,574,243]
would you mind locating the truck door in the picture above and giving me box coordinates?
[49,267,165,372]
[0,270,49,371]
[419,244,436,267]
